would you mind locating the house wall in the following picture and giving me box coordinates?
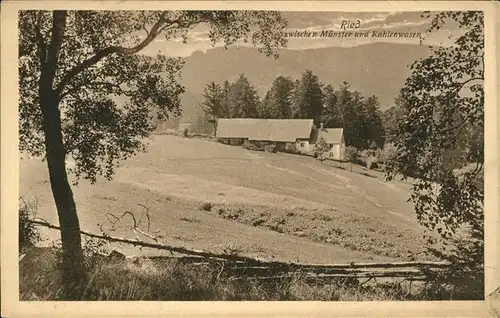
[327,143,346,161]
[295,139,310,153]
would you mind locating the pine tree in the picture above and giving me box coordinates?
[335,82,363,149]
[228,74,260,118]
[193,114,213,134]
[363,95,385,149]
[382,96,408,143]
[262,76,295,119]
[259,91,274,118]
[292,70,324,124]
[322,84,342,128]
[221,80,232,118]
[201,82,224,134]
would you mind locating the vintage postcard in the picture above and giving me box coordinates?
[1,0,499,317]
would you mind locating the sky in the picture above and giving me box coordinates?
[140,11,461,57]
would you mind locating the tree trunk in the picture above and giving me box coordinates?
[40,89,87,299]
[38,11,86,299]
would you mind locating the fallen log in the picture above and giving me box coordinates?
[230,273,430,281]
[28,219,451,280]
[28,219,271,264]
[227,266,426,276]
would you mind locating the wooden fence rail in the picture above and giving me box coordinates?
[27,219,451,281]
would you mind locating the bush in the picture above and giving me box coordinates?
[364,157,378,170]
[284,143,297,154]
[379,143,398,165]
[356,149,379,170]
[242,142,260,151]
[183,128,189,137]
[264,144,277,153]
[19,198,41,254]
[345,146,360,163]
[200,202,213,211]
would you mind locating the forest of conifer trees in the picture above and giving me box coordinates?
[197,70,386,151]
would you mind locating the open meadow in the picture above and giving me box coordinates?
[20,134,429,264]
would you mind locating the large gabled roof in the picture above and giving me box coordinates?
[319,128,344,144]
[216,118,314,142]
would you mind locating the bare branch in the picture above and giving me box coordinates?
[122,211,138,228]
[105,211,137,228]
[133,227,159,243]
[137,203,151,231]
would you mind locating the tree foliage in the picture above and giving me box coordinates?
[329,82,385,150]
[292,70,324,124]
[322,84,342,128]
[200,82,224,133]
[385,11,484,272]
[19,198,42,253]
[362,96,385,149]
[259,76,295,119]
[227,74,261,118]
[382,96,408,143]
[314,137,330,162]
[201,82,224,120]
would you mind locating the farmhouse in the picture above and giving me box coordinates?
[216,118,346,161]
[216,118,314,152]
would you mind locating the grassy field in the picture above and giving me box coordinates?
[20,134,430,263]
[22,246,471,301]
[21,246,474,301]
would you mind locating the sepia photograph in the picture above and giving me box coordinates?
[1,0,499,316]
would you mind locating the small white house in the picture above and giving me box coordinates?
[316,127,345,161]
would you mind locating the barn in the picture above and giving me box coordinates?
[216,118,315,151]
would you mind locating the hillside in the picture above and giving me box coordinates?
[178,43,431,123]
[20,135,430,264]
